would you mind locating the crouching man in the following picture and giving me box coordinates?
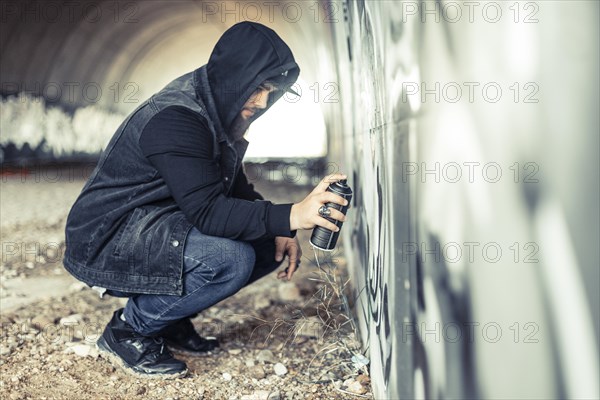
[63,22,348,379]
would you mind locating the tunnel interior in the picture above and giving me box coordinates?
[1,0,337,160]
[1,1,599,399]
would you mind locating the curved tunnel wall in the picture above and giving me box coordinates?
[1,1,332,112]
[0,0,338,160]
[1,1,599,399]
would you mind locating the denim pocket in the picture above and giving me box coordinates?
[182,257,217,285]
[113,208,147,257]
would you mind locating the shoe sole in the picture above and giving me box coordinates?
[166,343,220,357]
[96,336,188,380]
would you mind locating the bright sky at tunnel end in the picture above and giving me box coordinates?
[245,78,327,160]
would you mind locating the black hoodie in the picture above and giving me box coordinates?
[207,22,300,133]
[138,22,300,241]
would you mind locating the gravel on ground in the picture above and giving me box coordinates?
[0,167,373,399]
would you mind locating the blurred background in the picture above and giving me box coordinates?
[1,1,599,399]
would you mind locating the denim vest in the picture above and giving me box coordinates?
[63,66,248,296]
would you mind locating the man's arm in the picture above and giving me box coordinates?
[139,106,293,241]
[231,167,264,201]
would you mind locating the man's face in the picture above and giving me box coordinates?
[229,82,277,141]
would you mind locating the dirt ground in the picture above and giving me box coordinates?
[0,166,373,400]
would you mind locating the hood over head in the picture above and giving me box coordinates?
[206,22,300,133]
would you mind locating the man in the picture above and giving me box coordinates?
[63,21,348,379]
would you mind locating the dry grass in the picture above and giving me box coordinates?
[243,245,370,387]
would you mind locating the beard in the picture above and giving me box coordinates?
[229,113,253,142]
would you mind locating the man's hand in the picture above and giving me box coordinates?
[289,173,348,232]
[274,236,302,281]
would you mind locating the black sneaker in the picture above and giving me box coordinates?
[96,309,188,379]
[161,318,220,356]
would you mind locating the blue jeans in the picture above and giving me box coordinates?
[109,227,282,336]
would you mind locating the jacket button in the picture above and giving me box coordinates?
[224,177,229,182]
[171,240,180,247]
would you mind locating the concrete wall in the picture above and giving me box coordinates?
[328,1,599,398]
[1,0,329,112]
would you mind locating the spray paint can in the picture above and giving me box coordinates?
[309,179,353,251]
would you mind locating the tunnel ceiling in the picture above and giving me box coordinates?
[0,0,339,113]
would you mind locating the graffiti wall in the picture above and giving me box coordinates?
[329,0,600,399]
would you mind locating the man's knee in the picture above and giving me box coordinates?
[184,230,256,286]
[210,239,255,282]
